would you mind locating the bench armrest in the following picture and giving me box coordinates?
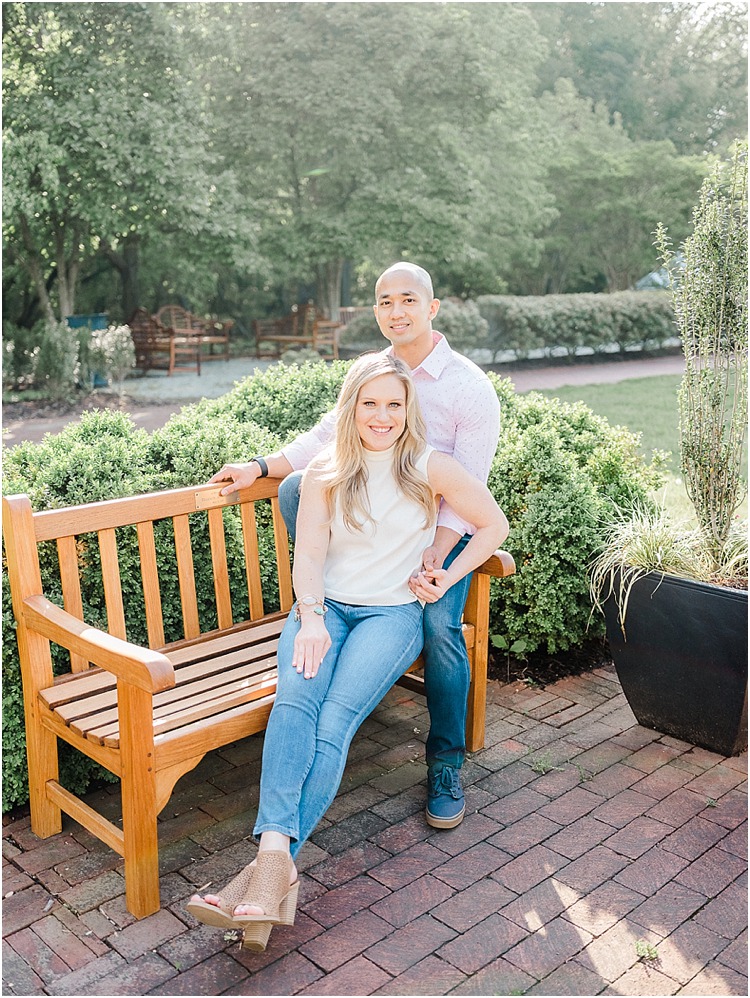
[477,549,516,578]
[22,595,175,694]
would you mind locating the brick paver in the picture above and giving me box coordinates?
[504,914,593,978]
[374,953,466,995]
[365,912,456,975]
[3,668,745,996]
[501,876,582,931]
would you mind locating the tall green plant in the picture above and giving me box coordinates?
[656,145,748,573]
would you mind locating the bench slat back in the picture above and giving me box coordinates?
[57,535,88,672]
[137,520,166,649]
[156,305,204,334]
[5,483,294,686]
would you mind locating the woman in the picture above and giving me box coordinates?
[187,353,508,951]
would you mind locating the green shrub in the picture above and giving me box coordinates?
[475,296,545,361]
[199,359,349,438]
[486,374,661,653]
[147,406,282,491]
[477,291,675,361]
[33,320,81,400]
[89,324,136,393]
[433,298,489,353]
[2,362,660,809]
[2,322,39,390]
[338,310,382,351]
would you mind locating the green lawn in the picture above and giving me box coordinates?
[534,374,748,522]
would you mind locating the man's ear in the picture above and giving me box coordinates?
[429,298,441,320]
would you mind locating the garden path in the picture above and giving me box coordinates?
[2,353,685,448]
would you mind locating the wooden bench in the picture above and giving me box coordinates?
[156,305,233,365]
[253,303,342,360]
[128,307,202,376]
[2,481,515,919]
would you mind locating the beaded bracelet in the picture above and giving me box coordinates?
[293,594,328,621]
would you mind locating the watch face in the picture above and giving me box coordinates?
[300,595,318,606]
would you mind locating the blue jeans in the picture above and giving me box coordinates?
[279,472,473,772]
[253,599,424,857]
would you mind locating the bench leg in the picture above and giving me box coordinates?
[119,684,161,918]
[22,635,63,838]
[463,573,490,754]
[27,722,63,839]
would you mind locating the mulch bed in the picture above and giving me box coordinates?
[488,635,612,688]
[2,390,172,423]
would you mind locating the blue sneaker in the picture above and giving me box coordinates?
[425,765,465,829]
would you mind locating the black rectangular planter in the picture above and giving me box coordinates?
[603,571,748,756]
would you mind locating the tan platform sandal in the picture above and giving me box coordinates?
[235,850,299,952]
[185,863,255,930]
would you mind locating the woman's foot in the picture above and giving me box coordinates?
[234,850,298,923]
[186,863,255,929]
[234,854,297,917]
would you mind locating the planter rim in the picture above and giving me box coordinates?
[613,567,748,603]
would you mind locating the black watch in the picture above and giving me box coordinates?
[251,456,269,478]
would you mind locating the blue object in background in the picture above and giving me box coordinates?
[66,313,109,386]
[66,313,108,331]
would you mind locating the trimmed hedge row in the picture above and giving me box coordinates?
[476,291,676,362]
[340,290,676,362]
[1,361,661,810]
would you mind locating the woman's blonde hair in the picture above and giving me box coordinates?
[321,353,436,531]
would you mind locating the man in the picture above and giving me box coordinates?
[210,262,500,828]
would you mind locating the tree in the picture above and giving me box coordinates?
[195,2,551,313]
[527,2,747,155]
[507,80,709,293]
[3,2,254,325]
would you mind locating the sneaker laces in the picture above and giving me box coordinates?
[429,767,462,800]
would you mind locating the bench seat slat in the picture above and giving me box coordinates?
[39,617,472,713]
[165,614,286,659]
[97,670,280,746]
[51,644,279,728]
[45,619,476,748]
[40,617,288,708]
[62,651,278,734]
[42,630,284,713]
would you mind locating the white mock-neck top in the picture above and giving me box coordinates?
[323,445,435,605]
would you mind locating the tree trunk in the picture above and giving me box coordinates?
[19,214,55,325]
[316,258,344,320]
[99,233,141,320]
[121,234,141,319]
[340,258,353,307]
[54,223,82,320]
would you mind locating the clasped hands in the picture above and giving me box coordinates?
[408,543,452,604]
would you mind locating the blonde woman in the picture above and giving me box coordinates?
[188,352,508,951]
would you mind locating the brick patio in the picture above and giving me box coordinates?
[2,665,746,996]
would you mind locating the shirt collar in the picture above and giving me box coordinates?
[387,331,451,380]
